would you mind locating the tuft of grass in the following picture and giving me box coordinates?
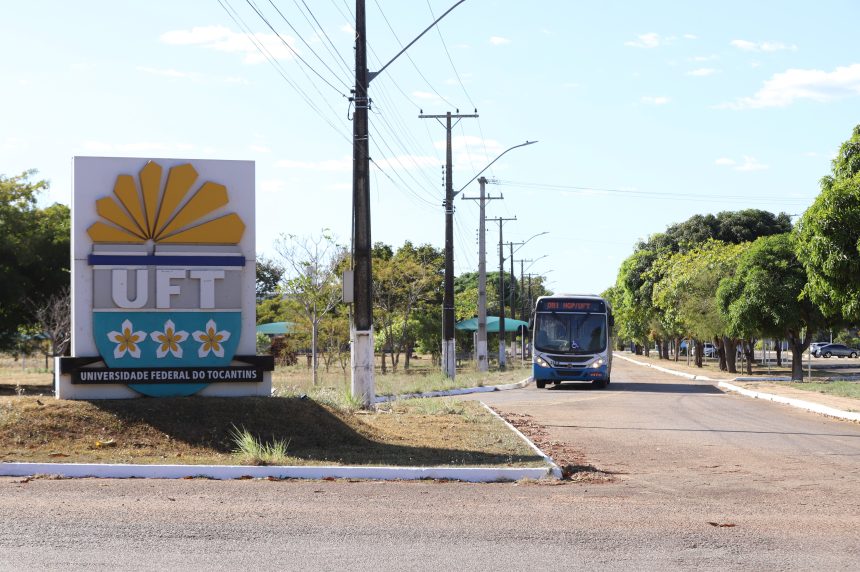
[229,425,291,466]
[401,397,467,416]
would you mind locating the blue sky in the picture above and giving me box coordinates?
[3,1,859,295]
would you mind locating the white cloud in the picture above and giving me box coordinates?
[690,54,719,62]
[688,68,717,77]
[249,145,271,153]
[715,156,768,171]
[641,96,671,105]
[736,156,769,171]
[340,24,355,36]
[625,33,662,48]
[683,33,698,40]
[719,63,860,109]
[160,25,297,64]
[489,36,511,46]
[730,39,797,52]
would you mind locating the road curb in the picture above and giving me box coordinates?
[480,403,562,479]
[616,353,859,422]
[0,462,552,482]
[717,381,860,422]
[374,376,532,403]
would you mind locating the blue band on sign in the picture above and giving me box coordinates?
[88,254,246,267]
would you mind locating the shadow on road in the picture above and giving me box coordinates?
[546,381,723,394]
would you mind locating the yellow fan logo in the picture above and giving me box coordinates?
[87,160,245,245]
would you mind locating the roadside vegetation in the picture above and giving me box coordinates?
[0,393,543,468]
[605,124,860,381]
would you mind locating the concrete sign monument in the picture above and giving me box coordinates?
[56,157,272,399]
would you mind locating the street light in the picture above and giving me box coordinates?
[458,142,539,372]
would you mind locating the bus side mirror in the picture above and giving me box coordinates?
[608,314,615,328]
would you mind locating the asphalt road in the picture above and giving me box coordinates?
[2,359,859,570]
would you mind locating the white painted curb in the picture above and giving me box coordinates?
[480,403,562,479]
[0,462,550,482]
[374,376,532,403]
[717,382,860,422]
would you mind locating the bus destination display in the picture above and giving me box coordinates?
[537,299,605,313]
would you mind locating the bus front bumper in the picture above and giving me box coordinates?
[533,362,608,382]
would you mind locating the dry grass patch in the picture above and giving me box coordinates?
[0,395,544,469]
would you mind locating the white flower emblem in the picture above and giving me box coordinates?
[192,319,231,358]
[150,319,189,359]
[107,319,147,359]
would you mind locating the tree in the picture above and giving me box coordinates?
[29,285,71,358]
[0,170,70,350]
[255,256,284,301]
[275,231,346,385]
[796,125,860,322]
[372,242,443,372]
[718,233,822,380]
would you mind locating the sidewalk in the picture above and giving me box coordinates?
[616,353,860,423]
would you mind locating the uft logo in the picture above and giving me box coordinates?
[86,161,246,395]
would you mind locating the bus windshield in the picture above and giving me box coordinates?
[534,312,606,354]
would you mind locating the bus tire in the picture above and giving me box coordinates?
[536,380,546,389]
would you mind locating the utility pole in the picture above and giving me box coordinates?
[349,0,467,406]
[419,110,478,379]
[351,0,374,406]
[507,242,524,321]
[462,177,502,372]
[488,216,516,369]
[508,242,523,360]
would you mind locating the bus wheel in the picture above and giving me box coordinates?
[536,380,546,389]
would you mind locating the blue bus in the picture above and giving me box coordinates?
[532,294,614,389]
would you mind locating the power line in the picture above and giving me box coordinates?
[245,0,350,97]
[264,0,352,89]
[373,0,458,109]
[294,0,354,78]
[218,0,351,144]
[425,0,475,109]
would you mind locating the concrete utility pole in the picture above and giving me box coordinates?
[488,216,516,369]
[350,0,466,406]
[462,177,502,372]
[507,242,524,321]
[351,0,374,406]
[419,110,478,379]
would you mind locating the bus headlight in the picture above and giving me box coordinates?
[535,356,550,368]
[590,358,605,368]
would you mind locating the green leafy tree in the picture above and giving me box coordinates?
[796,125,860,322]
[0,170,70,350]
[717,233,822,380]
[373,242,443,372]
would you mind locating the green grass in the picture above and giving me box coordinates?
[785,380,860,400]
[230,425,292,465]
